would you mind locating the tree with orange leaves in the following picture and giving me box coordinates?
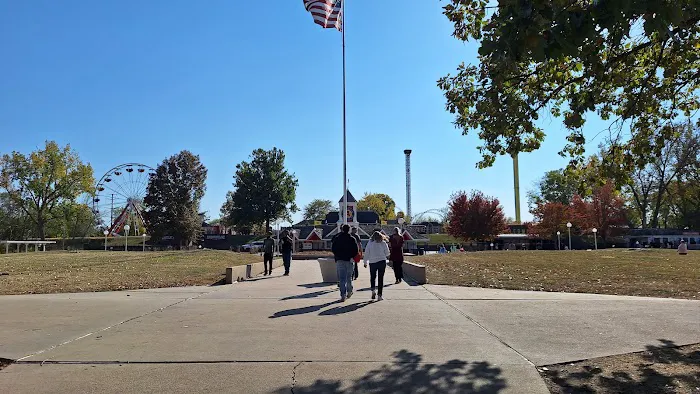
[571,182,627,240]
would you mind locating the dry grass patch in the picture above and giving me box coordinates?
[0,250,270,295]
[540,341,700,394]
[412,249,700,299]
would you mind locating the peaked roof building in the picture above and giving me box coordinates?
[291,190,428,249]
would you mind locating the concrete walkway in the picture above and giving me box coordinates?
[1,260,698,393]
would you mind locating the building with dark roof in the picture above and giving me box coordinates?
[290,190,428,250]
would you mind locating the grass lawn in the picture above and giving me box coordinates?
[0,250,269,295]
[411,249,700,299]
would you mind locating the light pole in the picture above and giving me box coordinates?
[592,228,598,250]
[566,222,572,250]
[291,230,297,254]
[556,231,561,250]
[142,234,147,252]
[124,225,130,252]
[103,230,109,251]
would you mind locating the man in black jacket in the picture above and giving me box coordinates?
[332,224,358,301]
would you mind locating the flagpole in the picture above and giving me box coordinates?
[341,0,348,226]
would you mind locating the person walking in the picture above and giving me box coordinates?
[332,224,358,302]
[263,234,275,275]
[389,227,405,284]
[351,227,362,280]
[280,230,293,276]
[363,231,390,301]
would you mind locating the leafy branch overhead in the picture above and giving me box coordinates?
[439,0,700,178]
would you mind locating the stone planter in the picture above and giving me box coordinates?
[317,257,338,283]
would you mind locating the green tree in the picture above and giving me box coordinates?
[357,193,397,221]
[623,122,700,227]
[46,201,97,239]
[221,148,299,232]
[439,1,700,180]
[0,141,94,239]
[302,199,333,221]
[0,192,33,241]
[143,151,207,248]
[527,169,579,210]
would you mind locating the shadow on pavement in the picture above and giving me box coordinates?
[541,339,700,394]
[281,290,335,300]
[275,349,507,393]
[244,276,279,283]
[269,300,342,318]
[298,282,336,288]
[319,301,372,316]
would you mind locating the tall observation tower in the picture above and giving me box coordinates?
[512,153,521,224]
[404,149,412,221]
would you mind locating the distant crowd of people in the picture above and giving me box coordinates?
[258,225,405,302]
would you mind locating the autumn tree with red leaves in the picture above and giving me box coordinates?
[447,190,506,241]
[528,202,571,238]
[571,182,628,240]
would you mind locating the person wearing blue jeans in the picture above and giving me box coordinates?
[331,224,359,301]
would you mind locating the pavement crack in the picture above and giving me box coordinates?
[291,361,303,394]
[421,285,536,366]
[16,289,222,362]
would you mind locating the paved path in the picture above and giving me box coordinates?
[1,260,698,393]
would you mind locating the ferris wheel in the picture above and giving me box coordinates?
[92,163,155,236]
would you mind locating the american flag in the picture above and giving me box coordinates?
[303,0,342,31]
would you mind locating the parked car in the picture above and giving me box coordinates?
[242,240,265,253]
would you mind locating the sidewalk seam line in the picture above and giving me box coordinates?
[421,285,536,366]
[16,288,225,362]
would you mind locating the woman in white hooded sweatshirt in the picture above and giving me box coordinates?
[363,231,390,301]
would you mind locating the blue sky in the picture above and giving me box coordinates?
[1,0,605,224]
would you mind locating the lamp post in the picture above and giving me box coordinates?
[566,222,572,250]
[103,230,109,251]
[291,230,297,254]
[556,231,561,250]
[142,234,147,252]
[592,228,598,250]
[124,225,130,251]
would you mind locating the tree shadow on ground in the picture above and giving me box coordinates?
[541,339,700,394]
[275,349,507,393]
[280,290,335,300]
